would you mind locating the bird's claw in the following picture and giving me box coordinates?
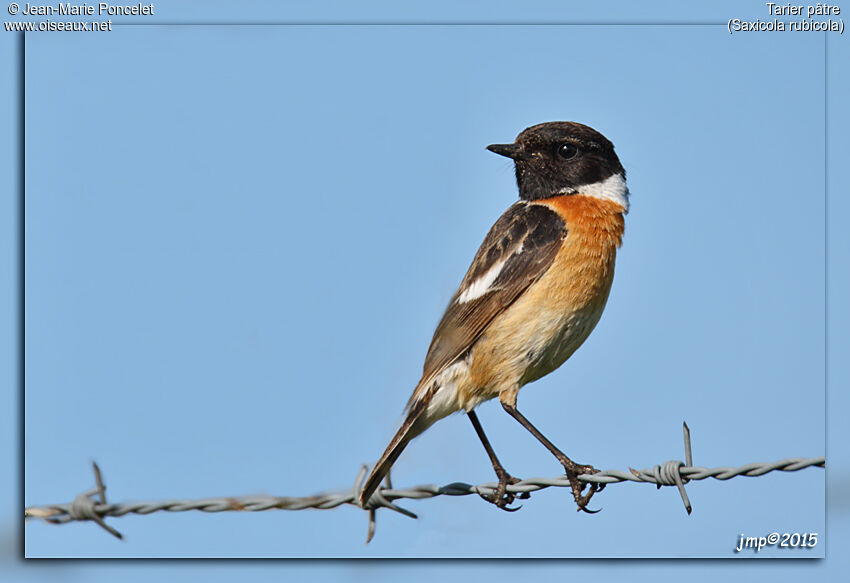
[479,473,529,512]
[563,462,603,513]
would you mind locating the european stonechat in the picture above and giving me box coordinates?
[360,122,628,512]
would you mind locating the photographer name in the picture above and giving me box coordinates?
[20,2,154,16]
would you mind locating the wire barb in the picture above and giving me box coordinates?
[64,462,123,539]
[632,421,692,514]
[24,423,824,542]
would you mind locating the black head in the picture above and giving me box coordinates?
[487,122,625,201]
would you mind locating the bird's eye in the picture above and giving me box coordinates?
[557,143,578,160]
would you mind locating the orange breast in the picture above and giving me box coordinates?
[540,194,625,249]
[534,194,625,310]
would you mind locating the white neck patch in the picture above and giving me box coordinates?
[560,173,629,212]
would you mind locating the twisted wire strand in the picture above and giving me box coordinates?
[25,456,825,539]
[24,424,824,542]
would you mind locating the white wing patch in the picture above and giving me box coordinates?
[457,259,506,304]
[456,241,525,304]
[565,173,629,212]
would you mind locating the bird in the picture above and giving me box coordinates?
[359,121,628,512]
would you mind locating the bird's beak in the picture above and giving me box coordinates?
[486,143,527,161]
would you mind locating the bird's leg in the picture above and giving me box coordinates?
[467,410,529,511]
[499,397,602,513]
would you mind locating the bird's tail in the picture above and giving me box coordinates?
[359,395,432,507]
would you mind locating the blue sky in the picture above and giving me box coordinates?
[3,0,848,580]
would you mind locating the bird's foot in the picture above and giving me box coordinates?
[562,461,604,514]
[480,470,529,512]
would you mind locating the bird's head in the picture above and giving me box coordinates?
[487,121,627,208]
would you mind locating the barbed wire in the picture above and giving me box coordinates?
[24,423,824,543]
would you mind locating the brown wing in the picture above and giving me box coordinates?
[410,201,567,405]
